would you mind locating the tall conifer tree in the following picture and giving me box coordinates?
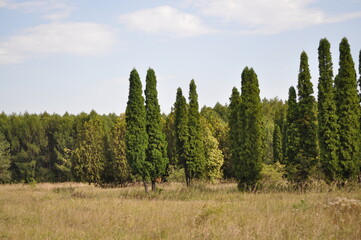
[228,87,241,178]
[317,38,340,181]
[125,69,149,192]
[187,80,206,181]
[295,51,319,181]
[236,67,262,190]
[359,50,361,97]
[335,38,360,180]
[273,125,283,163]
[285,86,299,177]
[174,88,191,186]
[144,68,168,191]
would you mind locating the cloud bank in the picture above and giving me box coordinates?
[119,6,218,37]
[190,0,361,34]
[0,0,74,20]
[0,22,118,64]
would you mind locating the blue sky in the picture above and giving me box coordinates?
[1,0,361,115]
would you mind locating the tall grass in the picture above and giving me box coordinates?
[0,182,360,239]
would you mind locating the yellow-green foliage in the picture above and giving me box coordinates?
[1,183,360,239]
[201,117,224,182]
[260,162,288,191]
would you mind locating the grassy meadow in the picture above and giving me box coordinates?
[0,182,360,240]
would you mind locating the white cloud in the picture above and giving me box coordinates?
[118,6,218,37]
[189,0,361,34]
[0,0,73,20]
[0,22,118,64]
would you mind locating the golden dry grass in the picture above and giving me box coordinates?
[0,182,360,239]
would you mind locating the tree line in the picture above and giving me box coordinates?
[0,37,360,191]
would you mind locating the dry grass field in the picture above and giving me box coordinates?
[0,182,360,240]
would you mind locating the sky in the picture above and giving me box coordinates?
[0,0,361,115]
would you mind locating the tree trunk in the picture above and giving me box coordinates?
[151,180,156,191]
[143,179,149,193]
[186,177,191,187]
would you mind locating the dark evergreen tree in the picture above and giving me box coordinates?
[284,86,299,177]
[187,80,206,181]
[144,68,168,191]
[125,69,149,192]
[359,50,361,99]
[317,38,340,181]
[164,110,177,168]
[273,124,283,163]
[174,88,191,186]
[228,87,241,178]
[272,108,286,164]
[0,133,11,183]
[335,38,360,180]
[236,67,262,190]
[294,51,319,182]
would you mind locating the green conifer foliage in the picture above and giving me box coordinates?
[335,38,360,180]
[228,87,241,178]
[295,51,319,181]
[317,38,340,181]
[359,50,361,97]
[274,108,286,164]
[273,124,283,163]
[164,111,177,167]
[187,80,206,180]
[284,86,299,177]
[174,88,191,186]
[107,115,131,186]
[237,67,262,190]
[0,133,11,183]
[144,68,168,191]
[73,117,105,184]
[125,69,149,191]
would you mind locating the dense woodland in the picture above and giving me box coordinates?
[0,38,360,191]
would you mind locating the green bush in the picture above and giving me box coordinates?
[259,162,288,191]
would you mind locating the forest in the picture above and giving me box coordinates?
[0,37,360,192]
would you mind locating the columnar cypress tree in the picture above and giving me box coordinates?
[228,87,241,178]
[236,67,262,190]
[273,124,283,163]
[284,86,299,177]
[187,80,206,181]
[295,51,319,182]
[144,68,168,191]
[274,108,286,164]
[125,69,149,192]
[317,38,340,181]
[335,38,360,180]
[359,50,361,97]
[174,88,191,186]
